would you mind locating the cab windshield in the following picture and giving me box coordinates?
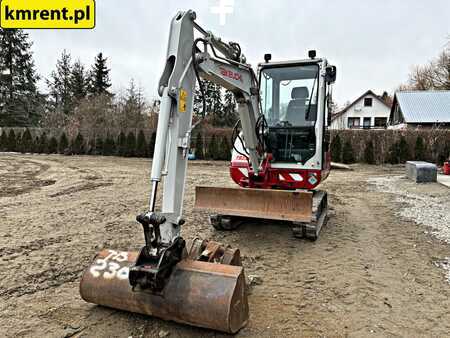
[259,64,320,164]
[260,64,319,127]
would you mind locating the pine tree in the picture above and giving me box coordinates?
[363,140,375,164]
[32,136,40,153]
[103,134,115,156]
[398,136,410,163]
[193,85,204,117]
[89,52,112,96]
[59,132,69,154]
[149,131,156,158]
[86,136,95,155]
[117,131,127,156]
[210,83,223,117]
[342,140,355,164]
[221,90,238,127]
[207,135,219,160]
[380,91,393,106]
[20,128,32,153]
[219,135,231,160]
[0,130,8,151]
[71,133,85,155]
[126,131,136,157]
[7,129,16,151]
[136,130,147,157]
[48,136,58,154]
[205,82,224,126]
[194,133,204,160]
[331,134,342,163]
[70,59,89,102]
[386,142,400,164]
[37,132,48,153]
[121,79,146,128]
[415,136,426,160]
[47,50,74,114]
[0,29,41,126]
[94,135,104,155]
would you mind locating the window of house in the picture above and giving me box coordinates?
[364,98,373,107]
[348,117,360,128]
[374,117,387,128]
[363,117,371,129]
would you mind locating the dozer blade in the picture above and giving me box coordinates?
[80,249,248,334]
[195,186,313,222]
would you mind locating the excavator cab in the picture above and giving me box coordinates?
[207,55,336,238]
[259,62,320,164]
[228,56,335,191]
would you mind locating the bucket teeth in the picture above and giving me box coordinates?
[187,239,242,265]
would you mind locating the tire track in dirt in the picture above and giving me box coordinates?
[0,267,84,300]
[0,157,55,197]
[49,182,113,198]
[0,236,69,259]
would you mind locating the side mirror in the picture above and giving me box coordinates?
[325,66,337,84]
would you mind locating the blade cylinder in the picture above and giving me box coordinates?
[80,250,248,334]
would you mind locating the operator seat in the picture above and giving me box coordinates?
[286,87,310,126]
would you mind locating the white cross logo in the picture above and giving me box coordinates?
[210,0,234,25]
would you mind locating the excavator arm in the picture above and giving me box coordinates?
[129,10,264,290]
[80,10,251,333]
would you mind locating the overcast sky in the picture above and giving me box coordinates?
[28,0,449,106]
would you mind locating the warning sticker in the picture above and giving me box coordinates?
[179,89,187,113]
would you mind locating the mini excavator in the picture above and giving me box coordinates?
[80,9,336,333]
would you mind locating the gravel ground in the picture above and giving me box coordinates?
[368,174,450,282]
[1,154,450,337]
[368,175,450,243]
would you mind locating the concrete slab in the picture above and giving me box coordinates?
[405,161,437,183]
[438,174,450,188]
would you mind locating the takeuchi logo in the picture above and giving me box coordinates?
[219,67,242,82]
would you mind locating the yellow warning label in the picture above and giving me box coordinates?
[179,89,187,113]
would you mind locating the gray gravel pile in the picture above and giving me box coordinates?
[369,175,450,282]
[368,175,450,244]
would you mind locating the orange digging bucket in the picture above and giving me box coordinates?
[80,249,249,334]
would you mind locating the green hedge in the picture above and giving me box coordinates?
[1,128,449,164]
[330,129,450,165]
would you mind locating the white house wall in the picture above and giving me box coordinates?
[330,93,391,130]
